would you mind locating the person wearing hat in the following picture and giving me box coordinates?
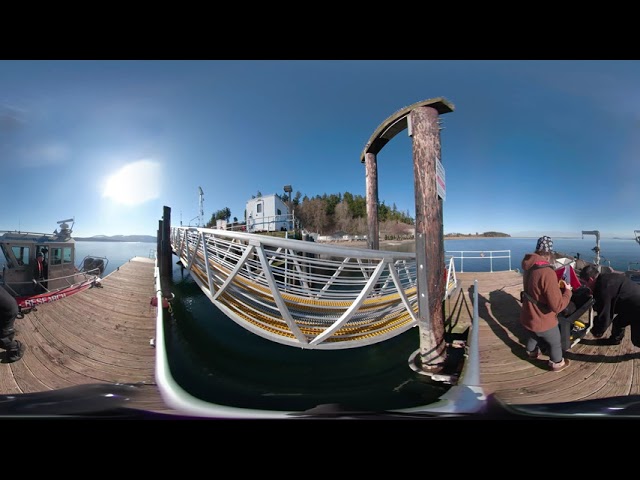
[579,264,640,346]
[520,235,573,371]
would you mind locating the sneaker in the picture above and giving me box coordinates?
[526,348,539,359]
[6,340,25,363]
[548,358,569,372]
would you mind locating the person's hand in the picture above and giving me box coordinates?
[559,279,572,291]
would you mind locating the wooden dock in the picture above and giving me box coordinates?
[4,260,639,416]
[452,270,640,405]
[3,257,181,416]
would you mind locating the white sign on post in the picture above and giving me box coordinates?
[436,157,446,201]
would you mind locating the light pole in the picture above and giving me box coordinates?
[283,184,293,231]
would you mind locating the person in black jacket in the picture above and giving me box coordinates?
[579,265,640,346]
[0,286,25,362]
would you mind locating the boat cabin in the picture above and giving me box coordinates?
[0,219,78,296]
[245,194,292,233]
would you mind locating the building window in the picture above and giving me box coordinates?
[0,245,12,267]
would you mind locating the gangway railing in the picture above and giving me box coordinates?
[170,225,430,350]
[444,256,459,299]
[153,260,487,418]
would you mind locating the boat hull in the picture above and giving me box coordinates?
[15,277,98,309]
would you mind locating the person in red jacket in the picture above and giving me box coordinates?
[520,236,573,371]
[34,251,48,292]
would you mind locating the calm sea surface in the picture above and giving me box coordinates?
[74,241,157,277]
[77,236,640,275]
[440,237,640,273]
[81,237,640,412]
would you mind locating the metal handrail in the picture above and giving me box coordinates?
[445,250,512,273]
[171,225,424,350]
[172,227,521,352]
[444,256,458,299]
[0,229,59,238]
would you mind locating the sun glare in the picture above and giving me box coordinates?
[103,159,161,206]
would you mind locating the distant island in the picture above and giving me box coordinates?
[444,231,510,238]
[74,235,156,243]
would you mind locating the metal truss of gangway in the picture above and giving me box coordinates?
[170,226,458,350]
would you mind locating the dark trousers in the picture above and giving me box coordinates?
[0,287,19,351]
[610,313,640,347]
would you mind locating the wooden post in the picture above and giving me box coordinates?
[359,97,454,372]
[364,152,379,250]
[160,206,172,295]
[157,223,162,269]
[411,106,447,371]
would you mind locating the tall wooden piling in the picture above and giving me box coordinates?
[364,152,379,251]
[411,106,447,370]
[160,206,172,296]
[360,98,454,371]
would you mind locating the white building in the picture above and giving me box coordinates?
[246,194,292,233]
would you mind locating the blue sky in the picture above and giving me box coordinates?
[0,60,638,238]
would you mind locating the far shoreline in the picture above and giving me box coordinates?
[320,235,512,248]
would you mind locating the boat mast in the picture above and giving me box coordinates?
[189,187,205,227]
[582,230,601,271]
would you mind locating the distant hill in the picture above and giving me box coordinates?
[74,235,157,243]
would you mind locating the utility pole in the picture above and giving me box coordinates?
[198,187,204,227]
[283,184,293,231]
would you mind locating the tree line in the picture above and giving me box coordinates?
[206,190,415,235]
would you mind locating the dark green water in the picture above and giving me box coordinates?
[164,255,450,412]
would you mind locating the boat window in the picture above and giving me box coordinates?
[51,247,62,265]
[11,246,30,266]
[257,203,262,214]
[63,247,72,264]
[0,245,13,268]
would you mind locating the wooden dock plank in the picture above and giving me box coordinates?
[6,257,180,415]
[630,357,640,396]
[39,306,155,362]
[454,271,640,406]
[4,258,640,416]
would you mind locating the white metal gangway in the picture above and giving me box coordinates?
[170,226,458,350]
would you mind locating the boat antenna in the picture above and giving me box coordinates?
[56,218,75,239]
